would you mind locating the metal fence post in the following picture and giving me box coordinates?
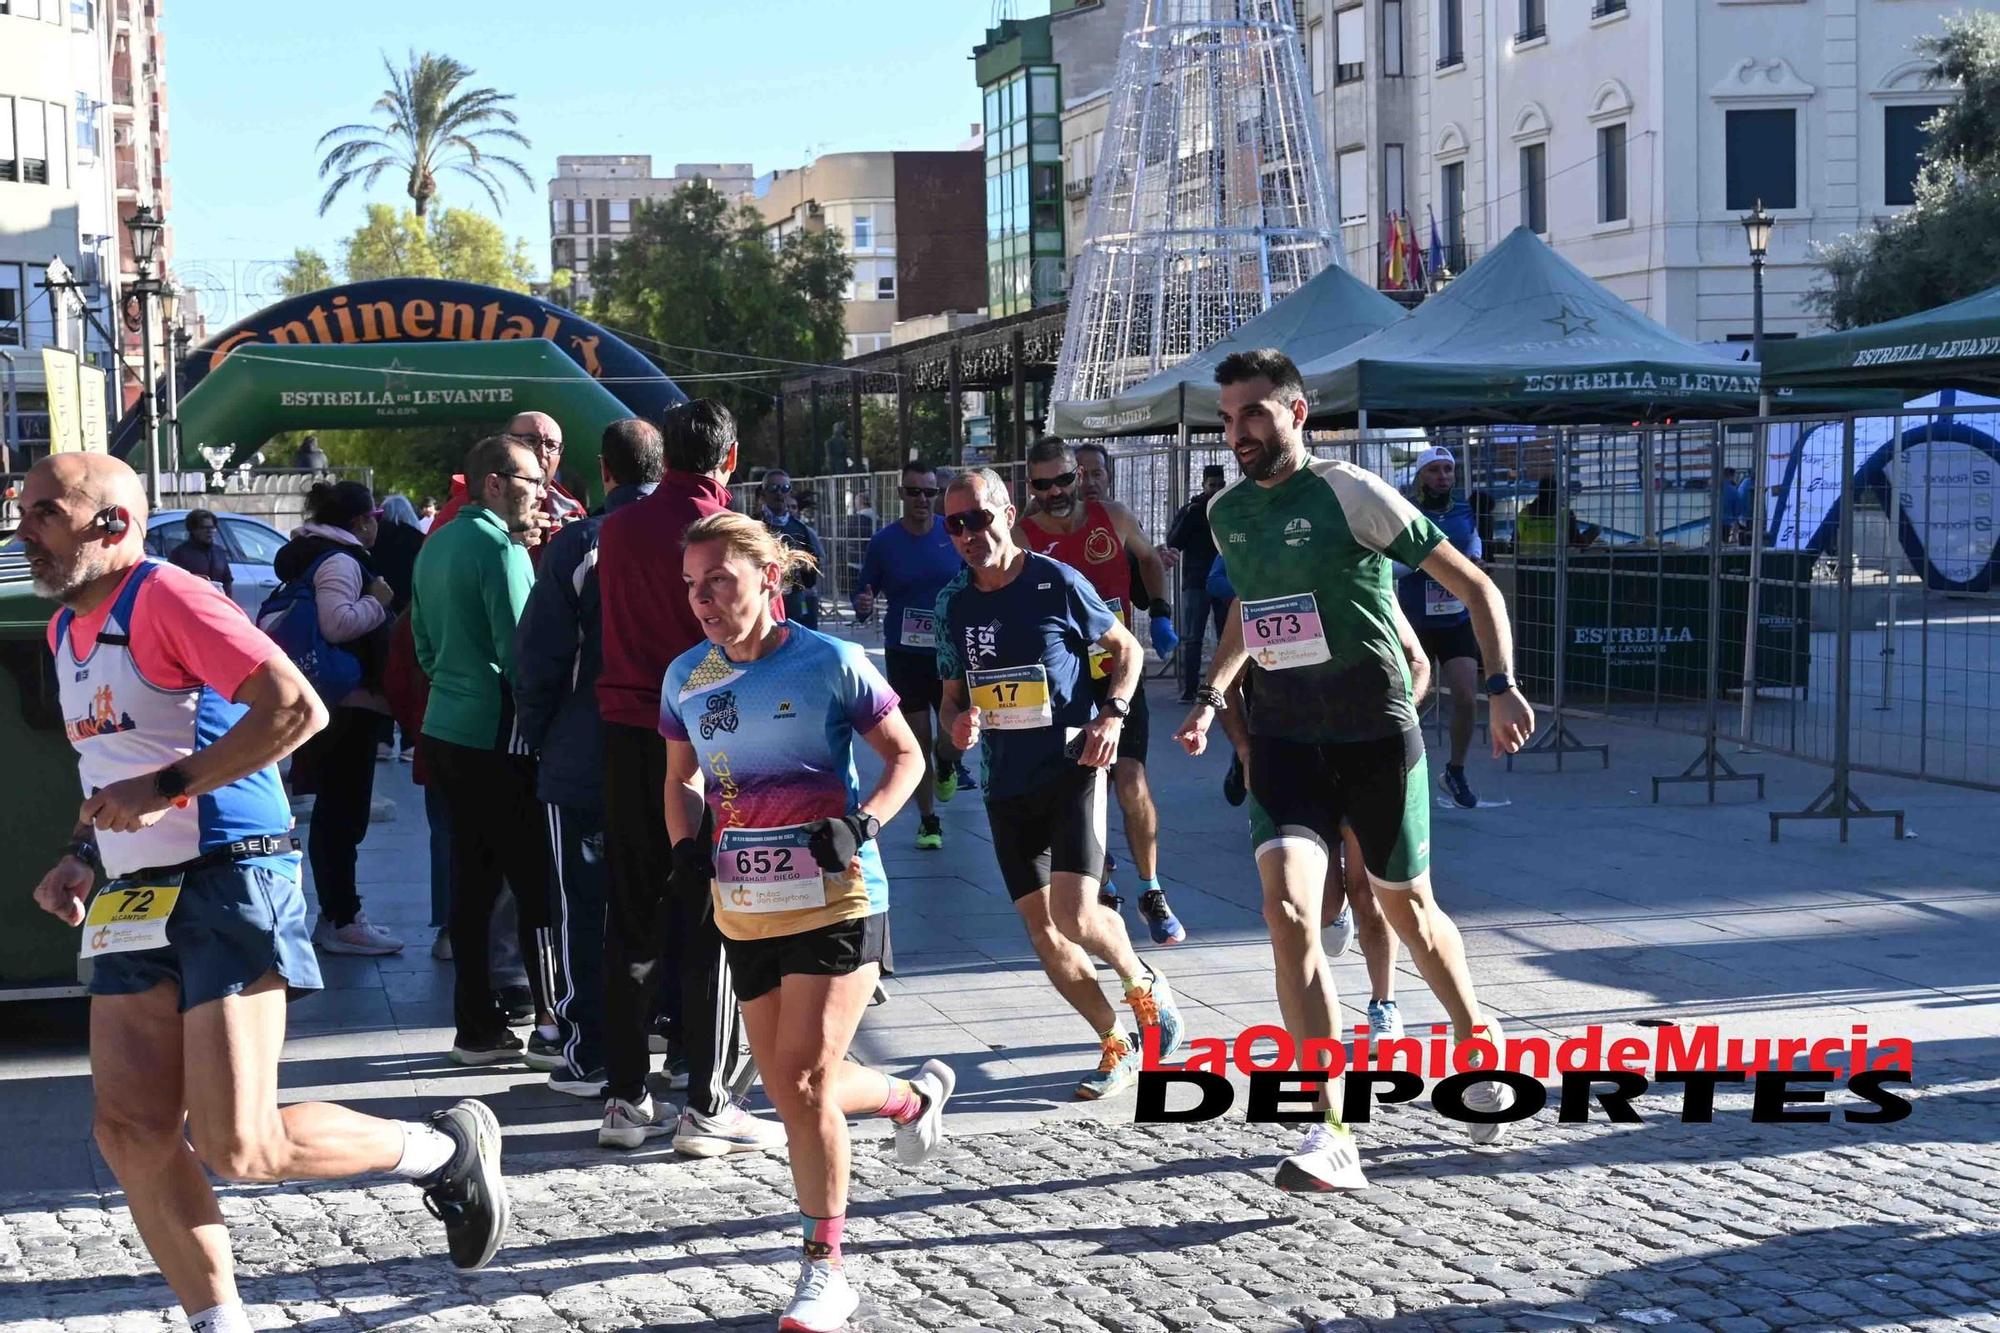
[1771,413,1906,841]
[1511,423,1607,770]
[1653,420,1764,802]
[1736,398,1770,748]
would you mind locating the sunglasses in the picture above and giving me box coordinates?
[1029,471,1077,492]
[763,480,792,493]
[943,508,1000,537]
[903,486,942,499]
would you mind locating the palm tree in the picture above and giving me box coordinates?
[315,51,533,218]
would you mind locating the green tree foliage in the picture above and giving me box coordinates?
[315,51,532,218]
[340,204,536,289]
[1811,14,2000,328]
[587,181,852,453]
[279,247,335,297]
[860,395,954,470]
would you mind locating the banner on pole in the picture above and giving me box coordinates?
[78,363,109,453]
[40,347,83,454]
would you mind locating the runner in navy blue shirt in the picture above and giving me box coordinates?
[853,462,967,849]
[1395,445,1485,808]
[934,467,1187,1103]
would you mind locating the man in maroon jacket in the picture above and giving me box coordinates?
[592,399,785,1156]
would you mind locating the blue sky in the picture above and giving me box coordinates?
[166,2,1027,300]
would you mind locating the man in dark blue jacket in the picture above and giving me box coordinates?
[513,417,664,1096]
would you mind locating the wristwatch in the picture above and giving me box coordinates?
[153,763,192,801]
[855,813,882,843]
[1485,673,1516,697]
[67,837,103,872]
[1101,695,1132,720]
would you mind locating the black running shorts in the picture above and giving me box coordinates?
[984,764,1109,901]
[1246,729,1431,886]
[1415,619,1480,667]
[723,912,887,1003]
[884,648,943,713]
[1092,677,1150,764]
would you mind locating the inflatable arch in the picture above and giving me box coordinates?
[111,278,685,499]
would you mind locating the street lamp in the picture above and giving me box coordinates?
[160,282,184,478]
[123,205,165,504]
[1736,198,1775,745]
[1740,199,1772,363]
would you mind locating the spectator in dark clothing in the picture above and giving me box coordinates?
[294,434,330,470]
[261,480,402,957]
[1165,464,1229,703]
[593,398,783,1155]
[167,508,232,593]
[755,469,826,628]
[513,418,664,1098]
[370,495,426,760]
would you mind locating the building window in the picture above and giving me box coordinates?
[1307,19,1326,94]
[1339,148,1368,224]
[1384,144,1405,216]
[1725,108,1796,210]
[0,97,16,182]
[1383,1,1404,77]
[1335,6,1365,84]
[1517,0,1545,43]
[877,275,896,301]
[18,97,48,184]
[74,93,97,155]
[1598,123,1627,222]
[1884,104,1944,207]
[1592,0,1626,16]
[0,263,22,347]
[1440,161,1466,269]
[1437,0,1464,68]
[852,212,873,249]
[607,198,631,233]
[43,100,64,188]
[1520,143,1547,234]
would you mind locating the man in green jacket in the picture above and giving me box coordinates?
[412,433,553,1066]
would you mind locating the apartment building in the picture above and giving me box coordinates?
[547,156,755,302]
[1297,0,1960,340]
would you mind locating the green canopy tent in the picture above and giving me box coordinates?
[1048,262,1407,438]
[1761,281,2000,395]
[1298,227,1855,427]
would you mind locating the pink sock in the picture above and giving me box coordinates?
[802,1211,845,1265]
[878,1076,926,1126]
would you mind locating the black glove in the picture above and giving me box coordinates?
[803,813,879,872]
[670,836,714,897]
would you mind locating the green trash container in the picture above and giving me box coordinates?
[0,570,88,997]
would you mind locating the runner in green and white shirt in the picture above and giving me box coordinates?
[1175,348,1537,1193]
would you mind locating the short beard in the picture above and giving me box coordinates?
[1043,490,1075,517]
[31,547,110,605]
[1241,438,1294,482]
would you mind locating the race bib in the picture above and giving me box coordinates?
[1423,580,1465,618]
[1088,598,1126,681]
[714,826,828,915]
[1242,593,1332,670]
[80,875,184,958]
[968,664,1054,730]
[899,607,937,649]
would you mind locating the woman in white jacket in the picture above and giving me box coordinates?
[265,480,406,956]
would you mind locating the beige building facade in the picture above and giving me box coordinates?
[547,155,755,302]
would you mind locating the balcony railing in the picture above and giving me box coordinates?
[1515,24,1546,43]
[1436,50,1464,70]
[1591,0,1626,15]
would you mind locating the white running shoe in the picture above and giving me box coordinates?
[314,913,405,956]
[1367,998,1404,1041]
[780,1258,858,1332]
[1462,1024,1513,1145]
[674,1101,787,1158]
[598,1094,675,1150]
[1274,1122,1368,1192]
[1326,906,1357,958]
[894,1059,955,1166]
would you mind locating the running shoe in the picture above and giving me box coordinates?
[430,928,452,961]
[895,1058,956,1166]
[449,1030,523,1067]
[1274,1121,1368,1192]
[915,814,943,850]
[781,1257,859,1333]
[1222,754,1246,807]
[1098,887,1124,914]
[1441,764,1478,809]
[674,1101,787,1158]
[1462,1024,1513,1145]
[1076,1032,1141,1101]
[547,1065,606,1099]
[314,913,405,956]
[399,746,416,763]
[376,743,395,763]
[1367,998,1404,1041]
[954,758,977,791]
[1138,889,1186,946]
[523,1031,566,1073]
[495,985,535,1028]
[421,1099,509,1269]
[657,1052,690,1091]
[599,1093,676,1150]
[1126,967,1187,1061]
[934,765,958,804]
[1326,907,1356,959]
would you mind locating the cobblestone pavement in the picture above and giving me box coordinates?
[5,1062,1996,1333]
